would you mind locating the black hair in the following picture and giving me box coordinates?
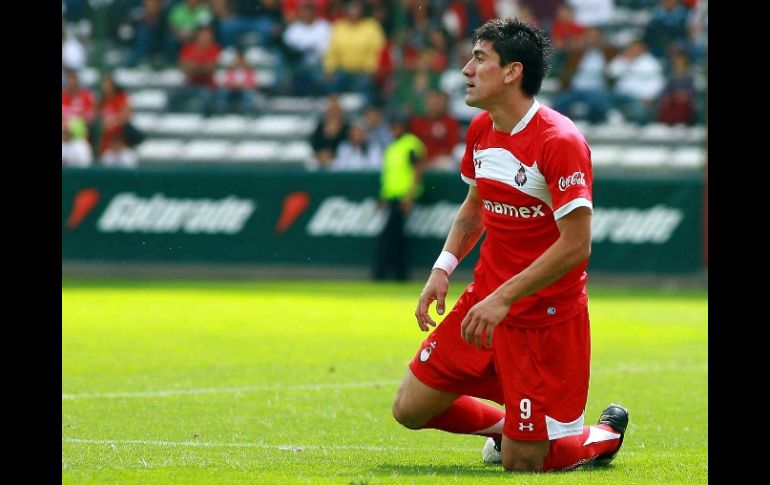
[472,17,552,97]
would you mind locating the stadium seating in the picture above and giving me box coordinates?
[66,3,706,173]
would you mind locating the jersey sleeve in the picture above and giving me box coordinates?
[460,113,485,186]
[542,132,593,220]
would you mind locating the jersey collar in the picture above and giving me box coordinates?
[510,98,541,135]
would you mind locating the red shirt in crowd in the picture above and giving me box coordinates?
[410,115,460,163]
[62,88,96,126]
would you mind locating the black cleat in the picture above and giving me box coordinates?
[593,403,629,466]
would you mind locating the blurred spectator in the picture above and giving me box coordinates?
[173,25,222,115]
[124,0,168,67]
[566,0,614,29]
[215,48,260,114]
[552,27,614,123]
[62,24,87,74]
[211,0,284,48]
[409,91,460,170]
[493,0,519,19]
[95,74,133,157]
[62,69,96,129]
[607,39,665,124]
[401,1,441,69]
[549,2,586,77]
[101,134,139,168]
[512,3,541,29]
[363,0,395,36]
[62,117,93,168]
[362,104,393,149]
[657,48,696,125]
[372,115,426,281]
[323,0,386,104]
[309,95,350,169]
[166,0,214,62]
[324,0,349,20]
[438,38,474,105]
[330,120,383,171]
[687,0,707,63]
[282,0,332,96]
[643,0,689,60]
[551,3,586,48]
[519,0,561,29]
[442,0,496,41]
[373,37,401,103]
[282,0,331,23]
[392,51,442,116]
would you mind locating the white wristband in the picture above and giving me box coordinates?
[432,250,459,275]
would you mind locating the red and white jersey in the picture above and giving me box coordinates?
[460,100,593,328]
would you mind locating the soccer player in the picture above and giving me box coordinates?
[391,17,629,472]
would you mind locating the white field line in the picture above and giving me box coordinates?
[62,363,707,402]
[61,438,704,458]
[62,379,402,401]
[62,437,478,453]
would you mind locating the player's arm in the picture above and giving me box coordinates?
[460,206,592,347]
[414,185,485,331]
[441,185,485,261]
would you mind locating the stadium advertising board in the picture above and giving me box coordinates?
[63,167,704,274]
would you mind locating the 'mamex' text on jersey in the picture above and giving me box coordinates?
[460,100,593,328]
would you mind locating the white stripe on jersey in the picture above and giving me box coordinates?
[473,147,553,209]
[553,197,593,220]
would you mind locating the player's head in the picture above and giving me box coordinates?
[389,112,410,138]
[463,17,551,107]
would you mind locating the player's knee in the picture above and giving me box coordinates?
[501,441,548,472]
[502,455,544,472]
[391,397,425,429]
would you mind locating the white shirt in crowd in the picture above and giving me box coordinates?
[62,33,86,72]
[283,18,332,66]
[330,142,382,172]
[567,0,615,27]
[607,52,665,102]
[62,139,93,167]
[571,49,608,91]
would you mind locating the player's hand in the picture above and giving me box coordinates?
[414,269,450,332]
[460,293,510,348]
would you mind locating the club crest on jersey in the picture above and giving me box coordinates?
[514,164,527,186]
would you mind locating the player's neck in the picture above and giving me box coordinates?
[489,96,535,134]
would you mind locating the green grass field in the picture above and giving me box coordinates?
[62,279,707,484]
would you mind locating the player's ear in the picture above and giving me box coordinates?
[504,62,523,84]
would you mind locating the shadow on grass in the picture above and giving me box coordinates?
[371,462,619,477]
[371,463,507,477]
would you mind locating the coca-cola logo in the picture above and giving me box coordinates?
[558,172,586,192]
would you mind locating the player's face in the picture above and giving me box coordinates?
[461,40,507,109]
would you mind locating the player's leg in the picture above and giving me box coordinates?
[391,369,457,429]
[494,308,628,472]
[540,403,629,471]
[500,438,549,471]
[392,369,504,437]
[392,286,505,438]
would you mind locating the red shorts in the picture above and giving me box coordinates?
[409,286,590,442]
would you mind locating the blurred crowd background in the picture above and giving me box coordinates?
[62,0,707,172]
